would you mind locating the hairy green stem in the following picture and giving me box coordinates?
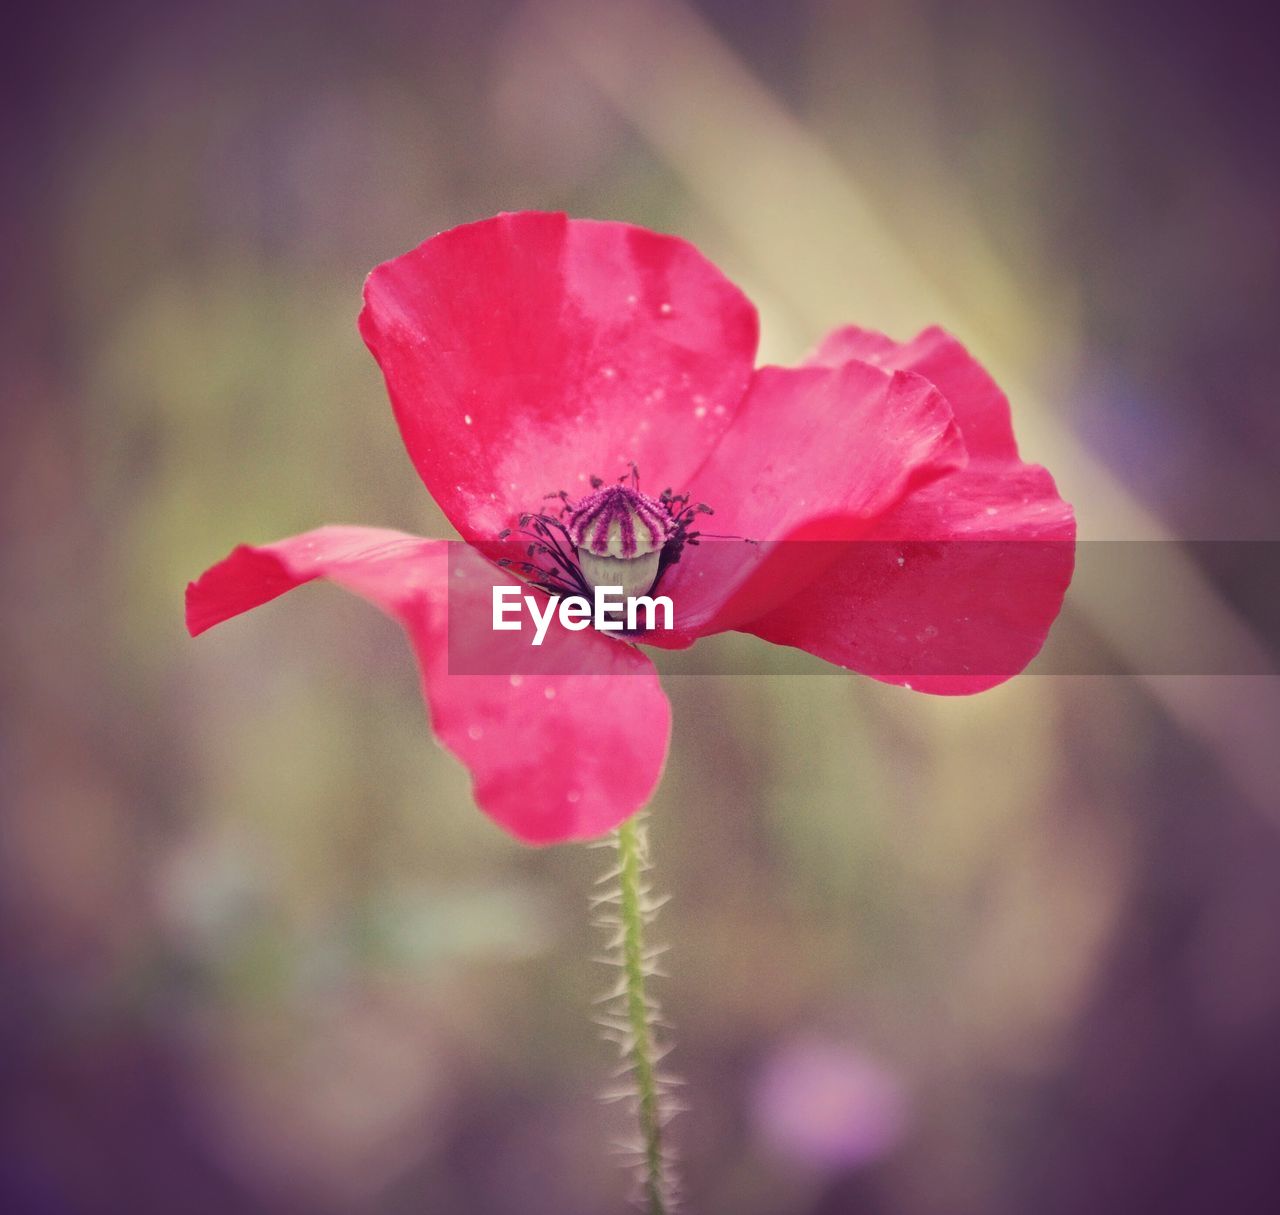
[616,814,666,1214]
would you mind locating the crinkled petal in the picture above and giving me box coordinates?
[806,324,1018,460]
[652,360,965,641]
[186,527,670,843]
[359,212,759,541]
[748,329,1075,694]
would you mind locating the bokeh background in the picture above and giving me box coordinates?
[4,1,1280,1212]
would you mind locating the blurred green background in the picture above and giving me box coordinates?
[4,2,1280,1213]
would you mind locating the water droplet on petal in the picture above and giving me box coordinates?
[467,724,484,741]
[544,686,557,700]
[509,674,524,688]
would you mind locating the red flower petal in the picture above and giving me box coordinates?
[746,328,1076,693]
[652,360,965,640]
[187,527,670,843]
[359,212,758,542]
[806,325,1018,460]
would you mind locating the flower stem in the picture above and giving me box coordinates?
[596,812,674,1213]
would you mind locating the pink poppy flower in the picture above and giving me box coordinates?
[186,212,1074,845]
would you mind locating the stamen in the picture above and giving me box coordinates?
[503,466,716,627]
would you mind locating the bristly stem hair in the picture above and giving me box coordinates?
[592,812,679,1213]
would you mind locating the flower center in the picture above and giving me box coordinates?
[567,483,672,599]
[498,466,713,625]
